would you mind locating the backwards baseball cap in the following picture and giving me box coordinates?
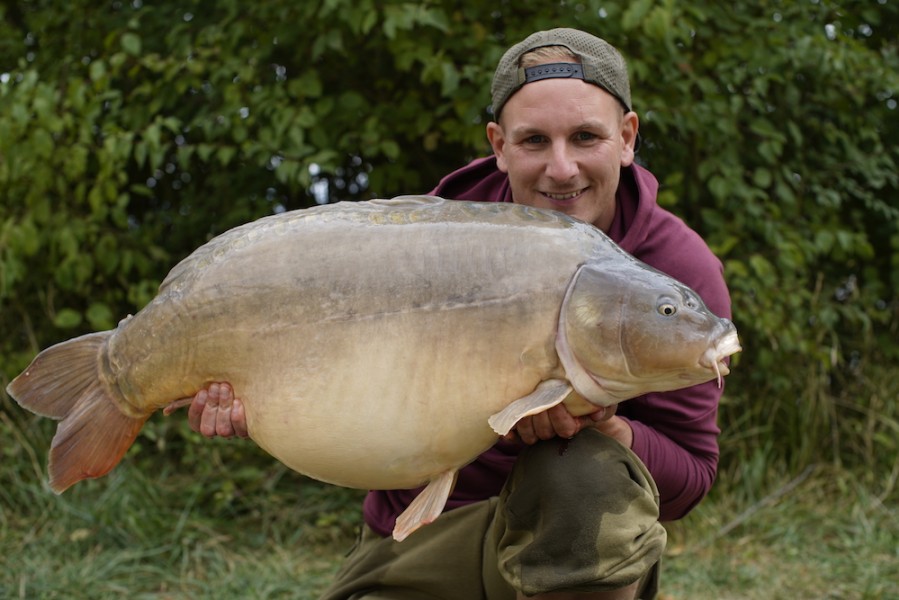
[491,28,632,119]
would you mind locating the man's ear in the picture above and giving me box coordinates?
[486,122,509,173]
[620,111,639,167]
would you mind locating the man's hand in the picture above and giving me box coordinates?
[508,403,632,447]
[165,382,249,439]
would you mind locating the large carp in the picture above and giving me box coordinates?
[7,196,740,540]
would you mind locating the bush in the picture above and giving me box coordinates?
[1,0,897,495]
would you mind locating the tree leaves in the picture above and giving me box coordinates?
[120,32,141,56]
[0,0,896,472]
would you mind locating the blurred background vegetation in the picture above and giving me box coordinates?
[1,1,897,598]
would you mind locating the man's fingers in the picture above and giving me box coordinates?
[588,404,616,423]
[531,411,555,441]
[188,389,208,434]
[205,382,241,438]
[547,404,579,439]
[232,399,249,438]
[184,382,247,439]
[516,417,537,445]
[514,403,610,445]
[211,383,235,437]
[162,397,193,416]
[199,388,220,438]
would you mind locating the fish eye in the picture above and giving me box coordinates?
[658,302,677,317]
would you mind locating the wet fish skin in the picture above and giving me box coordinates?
[6,195,739,540]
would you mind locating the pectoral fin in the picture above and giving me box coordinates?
[392,469,457,542]
[488,379,573,436]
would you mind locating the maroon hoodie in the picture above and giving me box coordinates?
[363,157,732,533]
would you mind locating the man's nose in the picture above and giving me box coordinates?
[545,143,578,181]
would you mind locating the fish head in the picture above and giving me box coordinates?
[557,261,741,406]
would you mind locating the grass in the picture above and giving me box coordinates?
[0,406,364,599]
[0,461,362,599]
[2,457,896,599]
[1,394,897,599]
[661,464,897,599]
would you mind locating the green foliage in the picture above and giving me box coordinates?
[0,0,897,513]
[608,1,899,475]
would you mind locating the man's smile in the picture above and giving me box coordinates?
[542,188,588,202]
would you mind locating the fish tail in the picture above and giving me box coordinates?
[6,331,149,493]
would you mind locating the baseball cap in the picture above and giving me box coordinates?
[491,28,632,119]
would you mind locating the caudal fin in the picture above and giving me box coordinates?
[6,331,148,493]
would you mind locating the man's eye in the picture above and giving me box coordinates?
[524,135,546,144]
[575,131,596,142]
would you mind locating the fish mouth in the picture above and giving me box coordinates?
[700,330,742,388]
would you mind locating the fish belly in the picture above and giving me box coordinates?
[242,304,551,489]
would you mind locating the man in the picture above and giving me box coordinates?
[184,28,732,599]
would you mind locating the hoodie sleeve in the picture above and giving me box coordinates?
[623,379,723,521]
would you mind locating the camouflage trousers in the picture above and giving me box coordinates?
[319,429,666,599]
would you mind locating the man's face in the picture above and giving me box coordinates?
[486,77,638,232]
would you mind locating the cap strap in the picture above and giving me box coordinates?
[521,62,585,84]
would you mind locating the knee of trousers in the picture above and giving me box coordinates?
[491,429,667,595]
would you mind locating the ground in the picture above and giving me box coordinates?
[1,457,895,599]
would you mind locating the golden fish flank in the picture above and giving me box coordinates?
[6,195,740,542]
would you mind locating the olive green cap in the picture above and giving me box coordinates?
[491,28,632,119]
